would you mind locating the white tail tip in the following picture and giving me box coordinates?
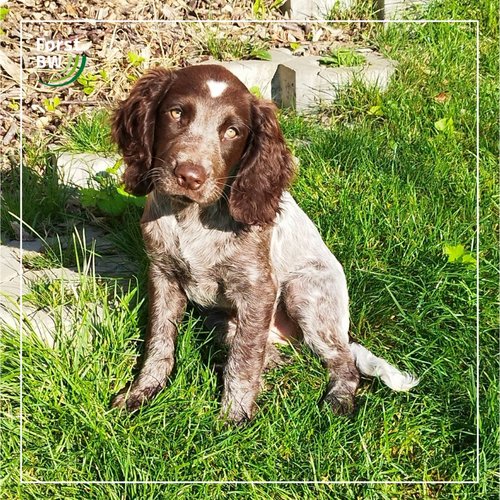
[349,342,419,392]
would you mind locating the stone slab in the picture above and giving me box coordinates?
[0,277,22,297]
[280,0,346,19]
[1,225,133,348]
[57,152,120,188]
[376,0,430,19]
[210,47,396,111]
[0,245,20,284]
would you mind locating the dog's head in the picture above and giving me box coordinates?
[112,65,295,225]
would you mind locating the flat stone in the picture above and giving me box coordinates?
[206,47,397,111]
[283,49,396,109]
[4,239,44,258]
[17,239,44,254]
[1,292,105,348]
[272,64,296,109]
[21,306,59,347]
[354,49,396,90]
[57,152,121,188]
[201,59,296,108]
[280,0,346,19]
[376,0,430,19]
[23,267,82,285]
[0,276,22,298]
[22,255,138,282]
[5,226,116,264]
[1,230,131,348]
[0,245,20,284]
[81,226,116,254]
[271,53,323,109]
[267,48,296,65]
[0,299,57,347]
[316,66,356,103]
[94,254,139,278]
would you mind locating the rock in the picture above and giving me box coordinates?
[280,0,348,19]
[376,0,431,19]
[0,245,20,283]
[56,152,121,188]
[204,48,397,111]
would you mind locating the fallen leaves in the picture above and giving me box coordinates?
[434,91,450,103]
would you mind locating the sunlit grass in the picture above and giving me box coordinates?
[1,4,497,498]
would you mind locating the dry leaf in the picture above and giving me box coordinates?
[65,2,78,16]
[434,91,450,103]
[0,49,23,83]
[312,28,323,43]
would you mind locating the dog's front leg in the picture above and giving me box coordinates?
[112,263,187,411]
[221,279,277,424]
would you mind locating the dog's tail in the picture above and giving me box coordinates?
[349,342,419,391]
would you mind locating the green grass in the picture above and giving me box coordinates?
[198,25,271,61]
[319,48,367,67]
[60,109,115,154]
[1,3,498,498]
[0,161,73,243]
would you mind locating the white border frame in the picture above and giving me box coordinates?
[18,18,481,486]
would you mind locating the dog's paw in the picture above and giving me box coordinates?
[220,399,255,426]
[111,383,162,412]
[323,391,356,416]
[263,345,293,371]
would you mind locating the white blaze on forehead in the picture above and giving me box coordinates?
[206,80,228,98]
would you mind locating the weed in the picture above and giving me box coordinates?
[61,109,115,154]
[201,28,271,61]
[319,48,366,67]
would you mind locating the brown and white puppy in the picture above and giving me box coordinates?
[111,65,418,424]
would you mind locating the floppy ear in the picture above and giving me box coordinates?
[229,99,296,226]
[111,68,175,196]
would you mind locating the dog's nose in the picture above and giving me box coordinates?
[174,162,207,191]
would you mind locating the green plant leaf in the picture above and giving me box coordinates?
[42,97,61,112]
[443,243,476,268]
[0,7,9,21]
[460,253,476,268]
[116,185,146,207]
[127,52,145,67]
[79,188,99,208]
[106,159,123,175]
[434,117,454,134]
[252,0,263,16]
[319,49,365,68]
[249,86,263,98]
[289,42,301,51]
[251,49,272,61]
[96,194,127,216]
[77,73,98,86]
[368,105,384,116]
[318,56,338,66]
[115,185,132,197]
[443,243,465,262]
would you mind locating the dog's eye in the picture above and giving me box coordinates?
[170,108,182,120]
[224,127,239,140]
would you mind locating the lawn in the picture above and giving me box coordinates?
[1,2,498,499]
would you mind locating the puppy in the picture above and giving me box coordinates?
[111,65,418,423]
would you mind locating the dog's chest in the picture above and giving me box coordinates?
[144,212,235,307]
